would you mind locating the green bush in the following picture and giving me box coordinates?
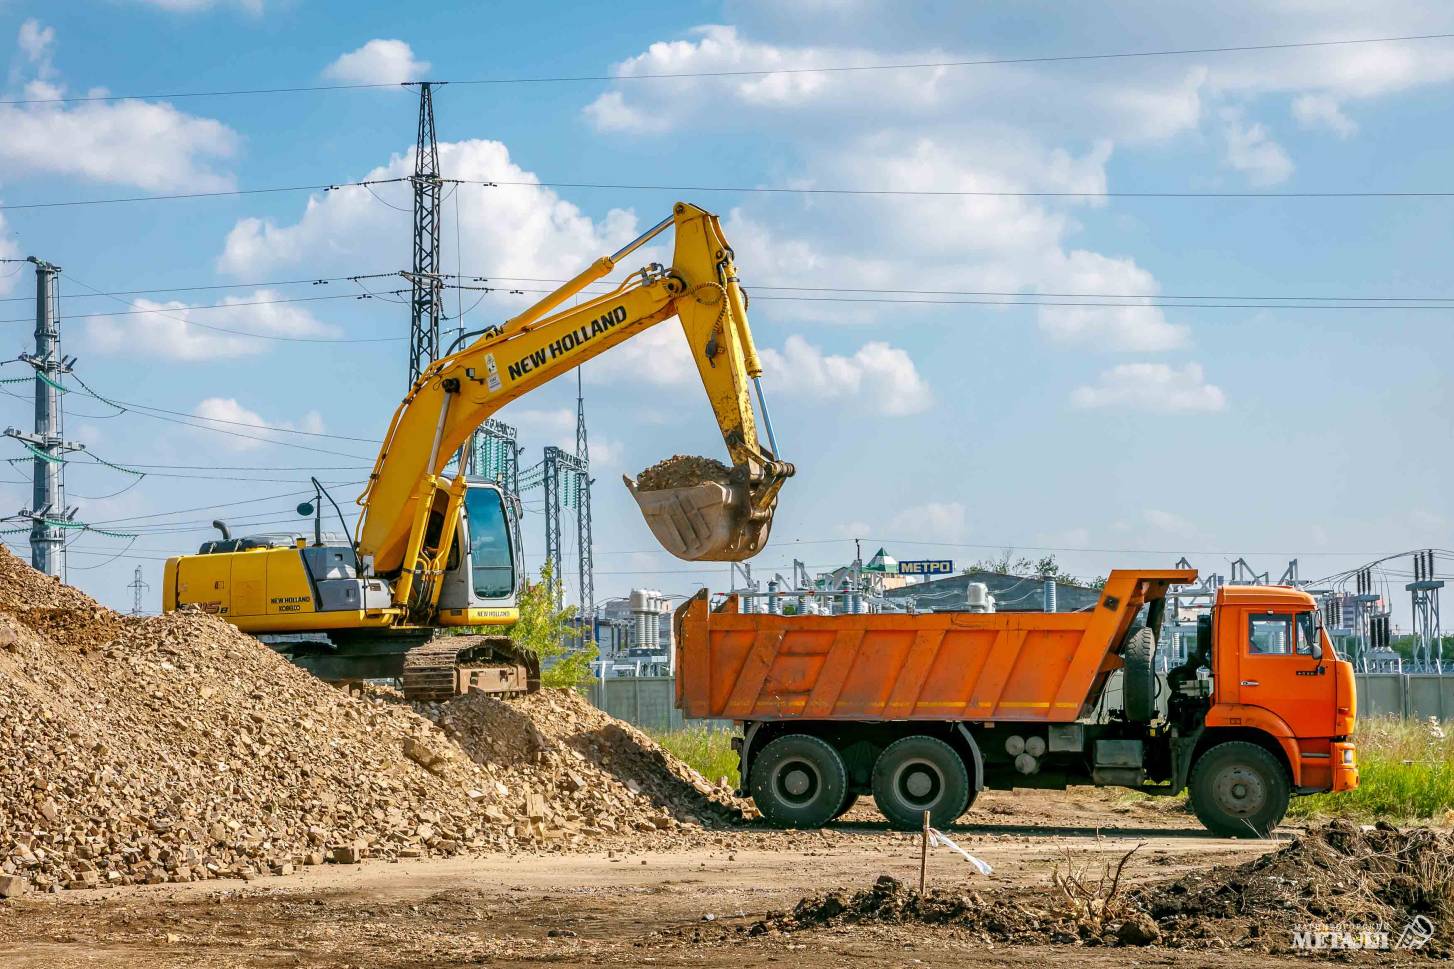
[649,725,740,787]
[1290,717,1454,821]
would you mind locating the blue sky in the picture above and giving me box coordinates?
[0,0,1450,625]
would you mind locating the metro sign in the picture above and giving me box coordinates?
[898,560,954,575]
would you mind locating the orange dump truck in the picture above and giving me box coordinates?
[675,568,1358,836]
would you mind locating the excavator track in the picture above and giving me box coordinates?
[400,635,540,703]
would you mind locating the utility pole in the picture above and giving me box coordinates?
[405,81,444,386]
[127,565,150,616]
[541,446,588,610]
[575,368,594,643]
[1407,549,1444,673]
[4,258,83,577]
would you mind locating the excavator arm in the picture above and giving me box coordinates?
[357,202,793,616]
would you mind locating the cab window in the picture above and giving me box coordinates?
[1248,614,1293,655]
[464,487,514,599]
[1295,612,1318,656]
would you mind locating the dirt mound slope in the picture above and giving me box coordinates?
[746,822,1452,956]
[636,455,732,492]
[432,689,750,834]
[1140,819,1452,954]
[0,546,745,895]
[0,547,98,611]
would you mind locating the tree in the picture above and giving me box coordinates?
[450,561,597,689]
[966,550,1104,588]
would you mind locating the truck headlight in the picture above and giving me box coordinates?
[1342,748,1355,765]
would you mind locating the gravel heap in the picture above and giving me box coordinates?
[635,455,732,492]
[0,547,743,896]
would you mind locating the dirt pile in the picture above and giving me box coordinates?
[747,873,1114,947]
[0,547,743,895]
[430,689,750,837]
[636,455,732,491]
[747,823,1452,956]
[1138,819,1453,955]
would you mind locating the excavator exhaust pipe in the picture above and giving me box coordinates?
[625,473,778,562]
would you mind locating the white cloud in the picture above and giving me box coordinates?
[1291,93,1357,138]
[722,135,1183,352]
[322,39,430,86]
[759,335,931,415]
[580,325,699,388]
[888,501,968,543]
[1070,362,1227,414]
[1035,249,1186,352]
[0,24,238,191]
[491,406,623,469]
[218,139,639,287]
[0,212,21,296]
[1143,509,1196,536]
[15,19,54,76]
[85,289,339,360]
[192,397,325,452]
[582,90,668,134]
[1220,108,1294,185]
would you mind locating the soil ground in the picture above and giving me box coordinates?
[0,788,1395,969]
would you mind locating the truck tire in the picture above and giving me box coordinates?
[749,734,848,829]
[1188,741,1290,838]
[1122,625,1158,722]
[871,735,971,830]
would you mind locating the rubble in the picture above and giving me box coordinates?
[635,455,732,492]
[0,546,747,894]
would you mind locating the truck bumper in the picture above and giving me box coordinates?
[1331,741,1359,792]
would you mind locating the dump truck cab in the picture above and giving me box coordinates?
[675,568,1358,837]
[1182,584,1359,811]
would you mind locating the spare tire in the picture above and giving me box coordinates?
[1122,625,1158,722]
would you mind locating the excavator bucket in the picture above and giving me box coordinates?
[625,475,774,562]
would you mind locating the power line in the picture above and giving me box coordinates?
[0,275,358,304]
[0,178,409,211]
[460,177,1454,200]
[5,32,1452,105]
[18,271,1454,306]
[101,396,378,444]
[0,291,408,344]
[15,176,1454,212]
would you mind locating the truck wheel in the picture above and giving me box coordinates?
[1188,741,1290,838]
[1122,626,1158,722]
[749,734,848,829]
[871,735,971,830]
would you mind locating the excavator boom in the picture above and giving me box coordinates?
[358,202,792,595]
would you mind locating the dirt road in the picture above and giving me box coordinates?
[0,790,1366,969]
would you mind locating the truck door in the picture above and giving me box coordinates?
[1234,608,1334,736]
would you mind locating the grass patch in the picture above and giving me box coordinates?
[650,724,740,787]
[1290,717,1454,822]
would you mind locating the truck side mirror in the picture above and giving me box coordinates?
[1311,643,1323,660]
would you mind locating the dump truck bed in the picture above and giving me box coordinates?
[675,568,1195,723]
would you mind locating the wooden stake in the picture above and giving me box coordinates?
[919,809,930,895]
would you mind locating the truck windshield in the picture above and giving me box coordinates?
[464,487,514,600]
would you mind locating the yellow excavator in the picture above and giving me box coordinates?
[163,203,793,699]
